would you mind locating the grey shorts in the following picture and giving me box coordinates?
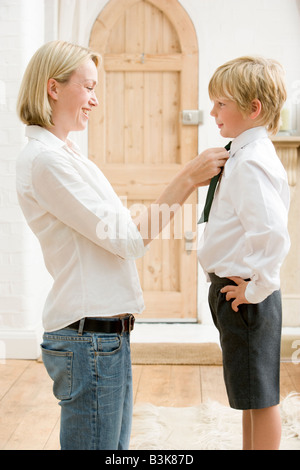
[208,273,282,410]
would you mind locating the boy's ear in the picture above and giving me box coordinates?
[47,78,59,101]
[250,99,262,120]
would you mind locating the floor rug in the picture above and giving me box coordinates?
[131,342,222,365]
[130,393,300,450]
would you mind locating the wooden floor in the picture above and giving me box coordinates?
[0,359,299,450]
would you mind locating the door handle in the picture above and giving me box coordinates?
[181,110,203,125]
[184,231,195,255]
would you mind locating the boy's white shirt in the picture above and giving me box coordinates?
[198,126,290,304]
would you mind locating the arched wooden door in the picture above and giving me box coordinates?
[89,0,199,321]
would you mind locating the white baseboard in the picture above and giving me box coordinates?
[1,324,300,361]
[0,327,43,360]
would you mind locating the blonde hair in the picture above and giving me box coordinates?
[17,40,101,128]
[208,56,287,135]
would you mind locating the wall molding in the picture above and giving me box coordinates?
[272,136,300,186]
[0,327,43,360]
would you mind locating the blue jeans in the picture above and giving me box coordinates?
[41,326,133,450]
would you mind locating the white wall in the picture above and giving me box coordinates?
[0,0,52,358]
[185,0,300,147]
[0,0,299,358]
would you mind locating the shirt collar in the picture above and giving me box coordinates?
[223,127,268,178]
[230,126,268,157]
[25,125,80,155]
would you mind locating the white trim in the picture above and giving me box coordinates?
[0,327,43,360]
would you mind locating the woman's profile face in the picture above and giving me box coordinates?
[49,59,98,140]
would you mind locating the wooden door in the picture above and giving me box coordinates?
[89,0,199,321]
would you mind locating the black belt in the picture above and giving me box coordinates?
[67,315,135,334]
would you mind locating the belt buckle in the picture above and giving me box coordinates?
[120,315,135,334]
[129,315,135,332]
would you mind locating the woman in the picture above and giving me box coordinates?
[16,40,228,450]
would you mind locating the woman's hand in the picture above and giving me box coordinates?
[134,146,229,245]
[185,147,229,188]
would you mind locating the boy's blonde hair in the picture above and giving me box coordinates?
[208,56,287,135]
[17,40,101,128]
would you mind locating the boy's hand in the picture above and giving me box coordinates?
[221,277,250,312]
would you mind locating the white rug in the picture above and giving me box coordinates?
[130,393,300,450]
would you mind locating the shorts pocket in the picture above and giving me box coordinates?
[238,304,250,328]
[41,345,73,400]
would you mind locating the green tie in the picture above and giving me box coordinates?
[198,142,232,224]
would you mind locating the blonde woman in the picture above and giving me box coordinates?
[16,40,228,450]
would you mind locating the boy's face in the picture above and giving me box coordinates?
[210,98,254,138]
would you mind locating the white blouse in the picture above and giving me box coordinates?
[198,127,290,304]
[16,126,147,332]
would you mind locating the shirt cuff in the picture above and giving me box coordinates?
[245,281,276,304]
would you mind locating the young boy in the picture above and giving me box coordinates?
[198,56,290,450]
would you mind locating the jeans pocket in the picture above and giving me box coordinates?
[98,334,122,355]
[41,345,73,400]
